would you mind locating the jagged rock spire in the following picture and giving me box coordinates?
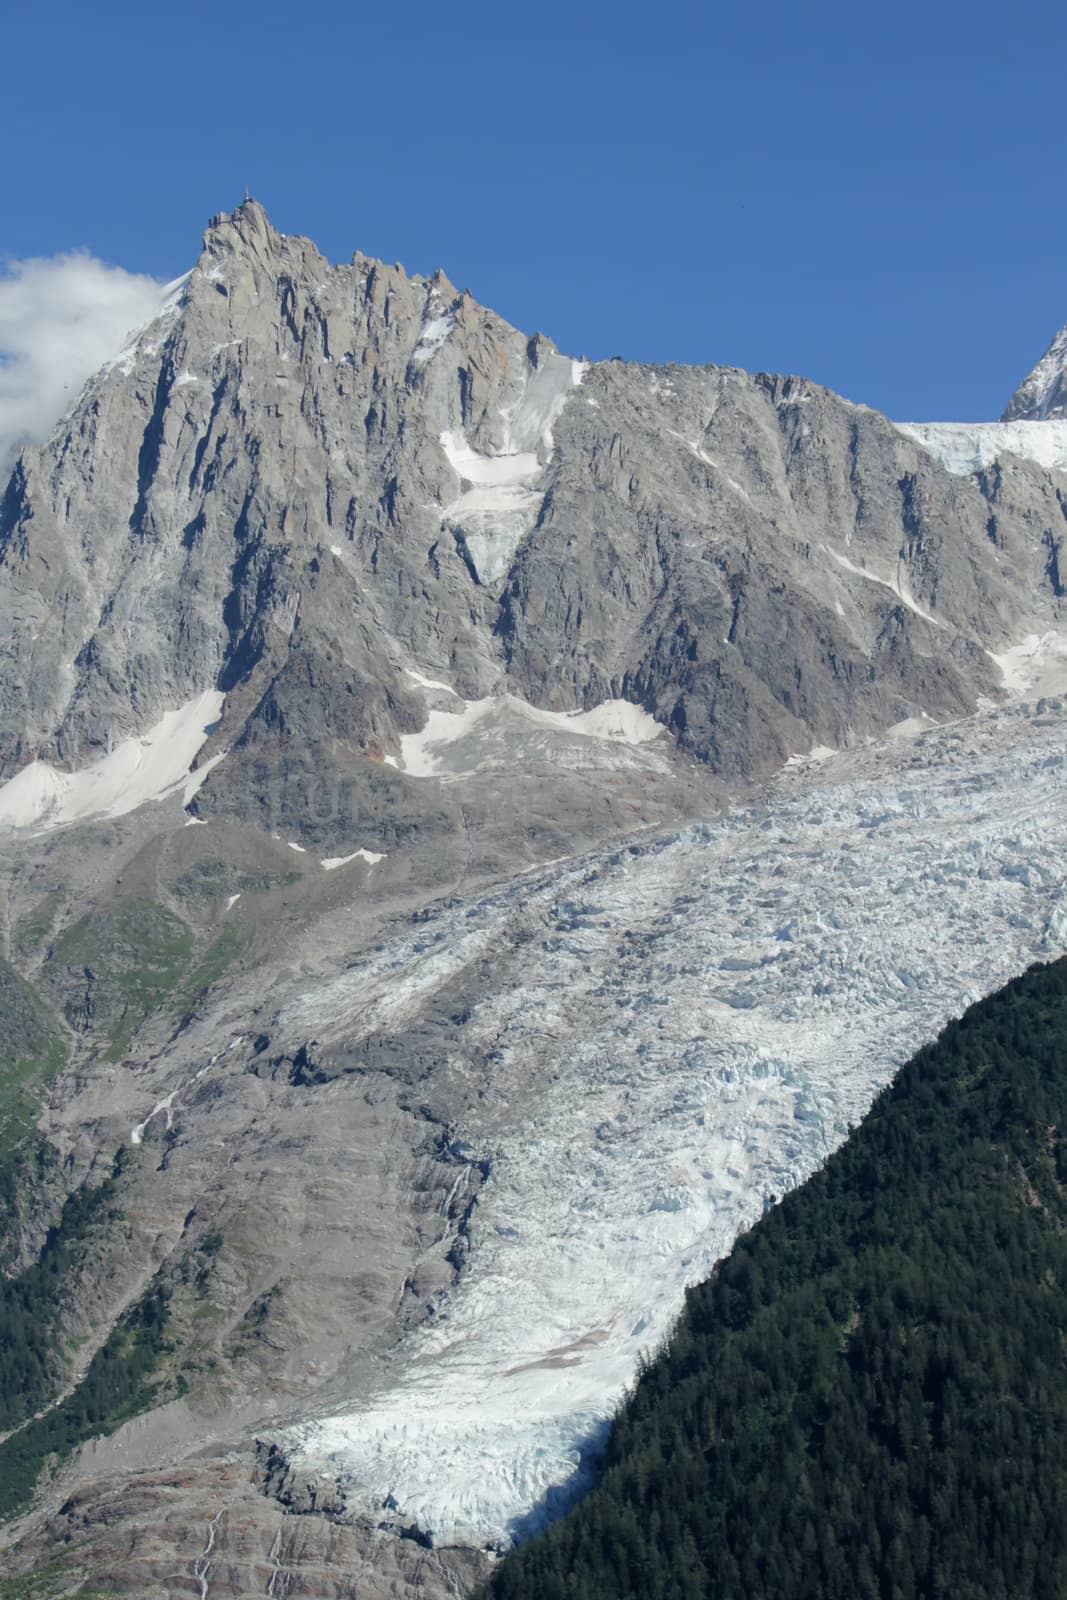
[1002,324,1067,420]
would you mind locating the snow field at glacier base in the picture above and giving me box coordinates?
[283,694,1067,1549]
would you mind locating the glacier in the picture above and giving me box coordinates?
[438,353,586,582]
[895,418,1067,476]
[278,685,1067,1549]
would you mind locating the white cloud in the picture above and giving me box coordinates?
[0,253,172,475]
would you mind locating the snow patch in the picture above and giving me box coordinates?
[398,694,664,779]
[321,849,386,871]
[886,715,936,740]
[501,354,586,455]
[785,744,837,767]
[108,272,191,378]
[182,748,227,805]
[411,313,455,365]
[668,429,754,505]
[439,428,542,584]
[440,430,541,491]
[567,701,664,743]
[824,544,939,624]
[0,691,225,834]
[131,1090,178,1146]
[990,632,1067,699]
[406,668,458,695]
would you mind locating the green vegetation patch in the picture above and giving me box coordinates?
[0,1142,174,1523]
[52,900,194,1060]
[0,1138,57,1270]
[0,1158,124,1436]
[49,898,248,1060]
[0,1557,112,1599]
[0,961,67,1158]
[0,1282,172,1521]
[177,923,251,1012]
[12,890,63,960]
[171,857,299,903]
[484,958,1067,1600]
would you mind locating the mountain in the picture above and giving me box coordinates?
[480,956,1067,1600]
[2,198,1066,828]
[1003,324,1067,420]
[0,204,1066,1597]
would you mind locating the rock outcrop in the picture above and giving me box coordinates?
[1003,324,1067,421]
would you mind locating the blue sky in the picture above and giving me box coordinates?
[2,0,1064,419]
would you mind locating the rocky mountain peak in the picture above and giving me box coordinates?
[0,204,1065,842]
[196,196,329,299]
[203,195,295,258]
[1002,323,1067,420]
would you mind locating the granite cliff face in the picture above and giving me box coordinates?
[1,199,1065,822]
[1,204,1067,1597]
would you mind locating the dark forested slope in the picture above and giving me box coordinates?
[483,957,1067,1600]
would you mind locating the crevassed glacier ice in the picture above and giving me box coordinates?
[281,693,1067,1548]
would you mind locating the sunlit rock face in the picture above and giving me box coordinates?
[1002,324,1067,421]
[3,198,1066,822]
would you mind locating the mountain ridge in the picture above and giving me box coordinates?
[2,201,1066,842]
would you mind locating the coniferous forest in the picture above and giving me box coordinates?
[0,1148,172,1518]
[482,957,1067,1600]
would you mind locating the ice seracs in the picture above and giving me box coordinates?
[439,353,586,583]
[438,427,542,585]
[278,691,1067,1549]
[893,326,1067,478]
[895,419,1067,477]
